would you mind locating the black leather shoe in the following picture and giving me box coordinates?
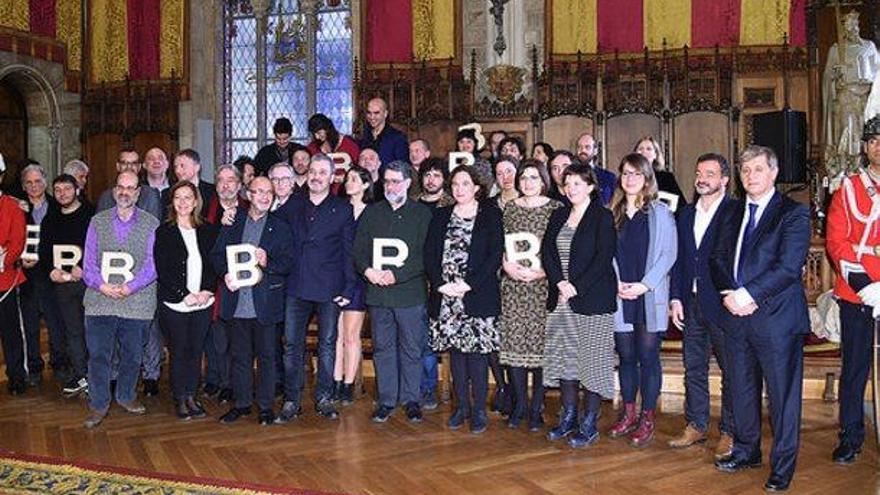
[715,454,762,473]
[219,407,251,424]
[763,473,791,492]
[315,399,340,420]
[143,379,159,397]
[405,402,423,423]
[258,409,275,426]
[7,380,26,396]
[832,441,861,464]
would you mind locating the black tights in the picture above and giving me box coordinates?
[559,379,602,414]
[508,366,545,415]
[489,351,507,389]
[450,350,488,413]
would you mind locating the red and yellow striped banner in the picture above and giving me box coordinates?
[551,0,806,55]
[367,0,457,63]
[0,0,184,81]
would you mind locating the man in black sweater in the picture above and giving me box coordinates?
[39,174,95,397]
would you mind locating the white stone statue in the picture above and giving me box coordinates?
[823,11,880,179]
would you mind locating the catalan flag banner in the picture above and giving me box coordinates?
[551,0,806,54]
[367,0,458,63]
[0,0,184,82]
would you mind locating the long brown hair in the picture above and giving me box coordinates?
[166,181,204,227]
[610,153,658,230]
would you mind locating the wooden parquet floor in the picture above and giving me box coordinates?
[0,379,877,495]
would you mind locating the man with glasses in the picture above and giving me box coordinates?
[268,162,296,211]
[81,170,159,428]
[353,160,432,423]
[97,149,161,219]
[212,177,294,425]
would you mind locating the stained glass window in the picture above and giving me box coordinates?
[223,0,353,163]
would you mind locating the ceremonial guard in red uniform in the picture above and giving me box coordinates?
[825,113,880,464]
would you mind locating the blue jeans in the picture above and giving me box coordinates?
[283,296,340,404]
[420,351,438,397]
[369,305,429,407]
[86,316,150,412]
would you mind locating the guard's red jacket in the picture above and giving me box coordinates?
[0,194,26,291]
[826,173,880,304]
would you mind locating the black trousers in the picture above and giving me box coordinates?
[158,305,211,400]
[228,318,276,411]
[450,350,488,414]
[54,281,88,380]
[837,300,874,448]
[0,288,25,384]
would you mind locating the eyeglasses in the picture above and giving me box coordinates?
[621,171,644,179]
[270,177,292,184]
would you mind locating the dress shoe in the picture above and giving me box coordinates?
[447,407,468,429]
[715,454,762,473]
[83,408,108,429]
[832,441,861,464]
[405,402,423,423]
[668,424,707,449]
[142,379,159,397]
[258,409,275,426]
[340,384,355,406]
[371,405,394,423]
[118,400,146,415]
[569,412,600,449]
[275,401,302,424]
[7,380,26,396]
[548,406,578,441]
[186,397,207,419]
[715,433,734,460]
[609,402,639,438]
[315,399,340,420]
[470,409,488,434]
[219,407,252,424]
[217,388,233,404]
[764,473,791,492]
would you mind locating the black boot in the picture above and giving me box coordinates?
[548,406,578,441]
[528,369,545,432]
[340,383,355,405]
[331,381,343,403]
[507,367,527,428]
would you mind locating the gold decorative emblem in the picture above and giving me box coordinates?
[484,64,526,104]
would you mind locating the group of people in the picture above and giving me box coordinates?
[0,96,877,494]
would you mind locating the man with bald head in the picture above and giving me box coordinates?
[359,98,409,166]
[576,133,616,205]
[144,148,171,193]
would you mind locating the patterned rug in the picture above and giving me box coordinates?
[0,449,343,495]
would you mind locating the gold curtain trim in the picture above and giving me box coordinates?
[644,0,691,50]
[740,0,790,45]
[90,0,129,83]
[551,0,596,54]
[0,0,29,31]
[160,0,185,79]
[56,0,82,71]
[412,0,435,60]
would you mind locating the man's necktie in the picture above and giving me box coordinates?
[736,203,759,284]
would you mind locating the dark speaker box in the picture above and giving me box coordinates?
[751,109,807,183]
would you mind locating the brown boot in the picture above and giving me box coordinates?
[668,424,707,449]
[608,402,639,438]
[715,433,734,459]
[628,409,655,448]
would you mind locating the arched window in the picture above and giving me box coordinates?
[222,0,353,162]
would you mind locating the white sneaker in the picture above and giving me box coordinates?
[63,378,88,396]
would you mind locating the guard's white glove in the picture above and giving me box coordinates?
[857,282,880,317]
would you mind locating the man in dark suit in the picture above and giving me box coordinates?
[710,145,811,493]
[161,149,216,221]
[211,176,294,426]
[275,154,356,423]
[668,153,735,457]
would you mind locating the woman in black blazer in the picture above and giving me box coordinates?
[541,163,618,449]
[425,166,504,434]
[155,181,218,420]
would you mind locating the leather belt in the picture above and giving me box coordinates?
[852,243,880,257]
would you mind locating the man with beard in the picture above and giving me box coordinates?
[97,149,161,219]
[254,118,304,177]
[668,153,735,458]
[408,139,431,199]
[63,159,93,210]
[291,148,311,194]
[575,133,615,205]
[202,164,249,403]
[353,160,432,423]
[359,98,408,165]
[40,174,95,397]
[82,170,159,428]
[276,154,355,423]
[416,158,452,208]
[212,177,294,425]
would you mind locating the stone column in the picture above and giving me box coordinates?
[253,0,270,146]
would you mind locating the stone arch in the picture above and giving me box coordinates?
[0,64,63,179]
